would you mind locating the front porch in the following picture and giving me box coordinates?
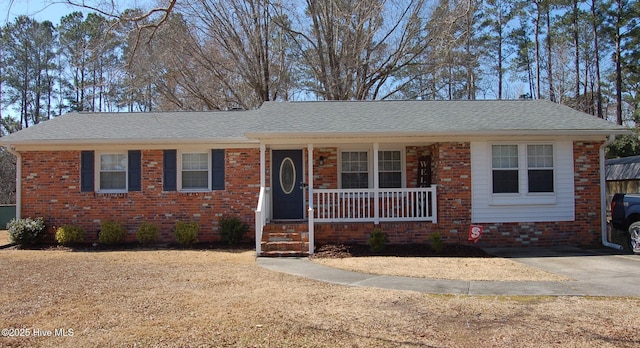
[254,143,439,256]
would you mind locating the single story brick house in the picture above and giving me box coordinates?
[0,100,628,255]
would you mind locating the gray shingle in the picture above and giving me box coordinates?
[1,110,260,144]
[0,100,627,146]
[253,100,626,134]
[606,155,640,181]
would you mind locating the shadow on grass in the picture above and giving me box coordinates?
[312,243,492,259]
[3,241,256,254]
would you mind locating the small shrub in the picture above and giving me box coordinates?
[55,225,85,245]
[7,217,46,247]
[368,228,388,253]
[218,216,248,245]
[174,221,199,247]
[136,222,159,245]
[99,220,125,245]
[429,232,444,254]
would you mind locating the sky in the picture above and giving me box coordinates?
[2,0,85,24]
[1,0,150,26]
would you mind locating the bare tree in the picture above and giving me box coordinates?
[65,0,177,48]
[181,0,293,106]
[280,0,432,100]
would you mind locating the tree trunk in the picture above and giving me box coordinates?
[614,0,623,125]
[546,3,555,102]
[591,0,603,118]
[573,0,580,107]
[534,1,541,99]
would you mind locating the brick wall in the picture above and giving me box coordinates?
[311,147,338,189]
[468,141,602,248]
[313,141,605,249]
[405,146,432,187]
[20,149,260,243]
[20,141,604,248]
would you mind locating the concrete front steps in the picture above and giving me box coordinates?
[260,223,310,257]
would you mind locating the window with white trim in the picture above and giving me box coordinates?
[491,145,518,194]
[341,151,369,189]
[180,152,210,190]
[339,149,404,189]
[527,144,554,193]
[491,143,554,195]
[99,153,127,191]
[378,150,402,188]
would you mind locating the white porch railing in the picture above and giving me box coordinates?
[313,186,437,223]
[254,187,270,254]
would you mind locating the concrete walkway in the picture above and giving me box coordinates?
[257,247,640,297]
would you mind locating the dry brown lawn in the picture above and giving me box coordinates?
[0,230,10,246]
[312,256,572,281]
[0,248,638,348]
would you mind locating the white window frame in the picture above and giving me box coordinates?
[339,149,370,189]
[489,142,556,206]
[96,151,128,193]
[178,150,211,192]
[338,147,406,189]
[527,144,555,193]
[378,149,405,189]
[491,144,519,195]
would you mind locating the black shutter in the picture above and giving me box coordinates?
[212,149,225,190]
[80,151,94,192]
[163,150,177,191]
[128,150,142,191]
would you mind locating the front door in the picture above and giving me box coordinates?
[272,150,304,220]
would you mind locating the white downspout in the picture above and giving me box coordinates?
[600,135,624,250]
[307,144,314,255]
[5,145,21,220]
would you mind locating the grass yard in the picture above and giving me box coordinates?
[0,248,639,347]
[0,230,10,246]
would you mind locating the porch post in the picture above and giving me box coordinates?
[307,144,315,254]
[373,142,379,224]
[260,143,266,188]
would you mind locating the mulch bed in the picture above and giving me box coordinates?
[4,239,490,258]
[2,241,256,252]
[311,243,492,258]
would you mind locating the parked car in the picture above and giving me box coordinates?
[610,193,640,254]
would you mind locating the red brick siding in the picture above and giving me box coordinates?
[313,141,605,248]
[405,146,432,188]
[572,141,603,246]
[20,141,604,248]
[432,142,473,242]
[310,147,338,189]
[472,141,602,247]
[20,149,260,243]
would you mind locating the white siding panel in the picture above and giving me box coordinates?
[471,141,575,223]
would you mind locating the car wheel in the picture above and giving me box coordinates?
[628,221,640,254]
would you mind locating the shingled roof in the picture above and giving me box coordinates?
[250,100,626,136]
[0,100,627,146]
[606,155,640,181]
[0,110,260,145]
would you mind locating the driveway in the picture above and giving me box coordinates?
[486,247,640,297]
[258,247,640,297]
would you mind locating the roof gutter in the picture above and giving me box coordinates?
[0,137,258,147]
[245,129,629,140]
[600,134,624,250]
[4,145,21,220]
